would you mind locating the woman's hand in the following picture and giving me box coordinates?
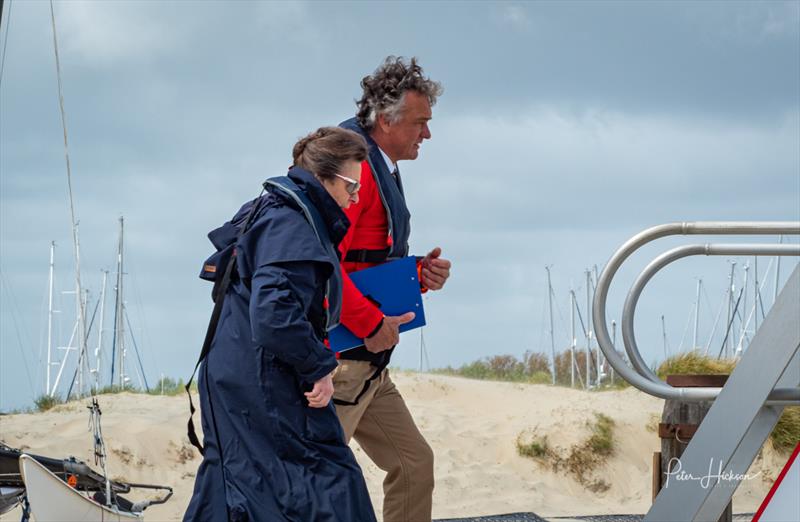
[305,372,335,408]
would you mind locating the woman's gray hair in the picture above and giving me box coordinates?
[356,56,443,132]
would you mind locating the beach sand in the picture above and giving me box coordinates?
[0,372,783,521]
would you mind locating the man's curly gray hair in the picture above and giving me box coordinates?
[356,56,443,132]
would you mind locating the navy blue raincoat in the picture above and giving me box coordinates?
[184,168,376,522]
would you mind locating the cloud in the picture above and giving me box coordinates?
[761,2,800,38]
[405,106,800,235]
[497,3,532,31]
[53,1,181,65]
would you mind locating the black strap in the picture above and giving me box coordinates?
[333,347,394,406]
[344,248,390,264]
[186,192,263,455]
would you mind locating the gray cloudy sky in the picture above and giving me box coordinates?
[1,1,798,410]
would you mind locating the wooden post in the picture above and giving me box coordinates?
[655,375,733,522]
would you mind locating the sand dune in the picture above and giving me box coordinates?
[0,372,783,521]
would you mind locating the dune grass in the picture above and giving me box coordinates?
[517,412,616,492]
[516,433,550,459]
[655,351,736,379]
[656,351,799,455]
[33,394,63,412]
[14,377,196,414]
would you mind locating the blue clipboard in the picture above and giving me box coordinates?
[329,256,426,353]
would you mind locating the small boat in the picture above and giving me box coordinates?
[0,442,172,521]
[19,454,141,521]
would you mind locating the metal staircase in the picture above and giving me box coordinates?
[591,222,799,522]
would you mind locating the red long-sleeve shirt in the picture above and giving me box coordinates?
[337,160,391,338]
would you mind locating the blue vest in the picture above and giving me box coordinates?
[263,176,343,331]
[339,117,412,258]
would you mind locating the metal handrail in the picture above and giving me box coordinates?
[592,222,800,402]
[622,243,800,383]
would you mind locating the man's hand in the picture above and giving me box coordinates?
[305,373,334,408]
[363,312,416,353]
[421,247,451,291]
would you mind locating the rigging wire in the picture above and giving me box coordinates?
[676,300,694,353]
[716,287,745,359]
[126,257,158,383]
[0,268,37,400]
[124,307,150,392]
[65,292,103,398]
[0,0,12,89]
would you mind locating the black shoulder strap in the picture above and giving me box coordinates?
[186,191,263,455]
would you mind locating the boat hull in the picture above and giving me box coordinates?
[19,454,141,521]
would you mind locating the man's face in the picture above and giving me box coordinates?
[379,91,432,162]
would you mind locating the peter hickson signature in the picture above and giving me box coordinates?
[664,458,761,489]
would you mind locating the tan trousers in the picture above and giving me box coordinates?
[333,360,434,522]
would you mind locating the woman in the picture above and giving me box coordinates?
[184,128,376,522]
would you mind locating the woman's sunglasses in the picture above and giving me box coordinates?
[334,173,361,195]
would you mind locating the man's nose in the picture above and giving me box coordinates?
[350,192,359,204]
[421,122,431,140]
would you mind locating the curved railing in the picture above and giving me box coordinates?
[591,222,800,403]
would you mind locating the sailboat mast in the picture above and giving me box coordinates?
[585,269,592,388]
[773,235,782,305]
[49,0,88,398]
[545,266,556,385]
[753,257,759,332]
[46,241,55,396]
[692,278,701,350]
[725,261,736,358]
[570,289,575,388]
[610,319,616,385]
[94,270,108,390]
[116,217,126,387]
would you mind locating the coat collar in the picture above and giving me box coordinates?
[285,167,350,246]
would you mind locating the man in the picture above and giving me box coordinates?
[335,56,451,522]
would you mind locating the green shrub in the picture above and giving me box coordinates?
[34,394,62,412]
[516,433,550,459]
[96,383,138,395]
[149,376,187,396]
[772,407,800,454]
[433,353,553,384]
[587,413,615,456]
